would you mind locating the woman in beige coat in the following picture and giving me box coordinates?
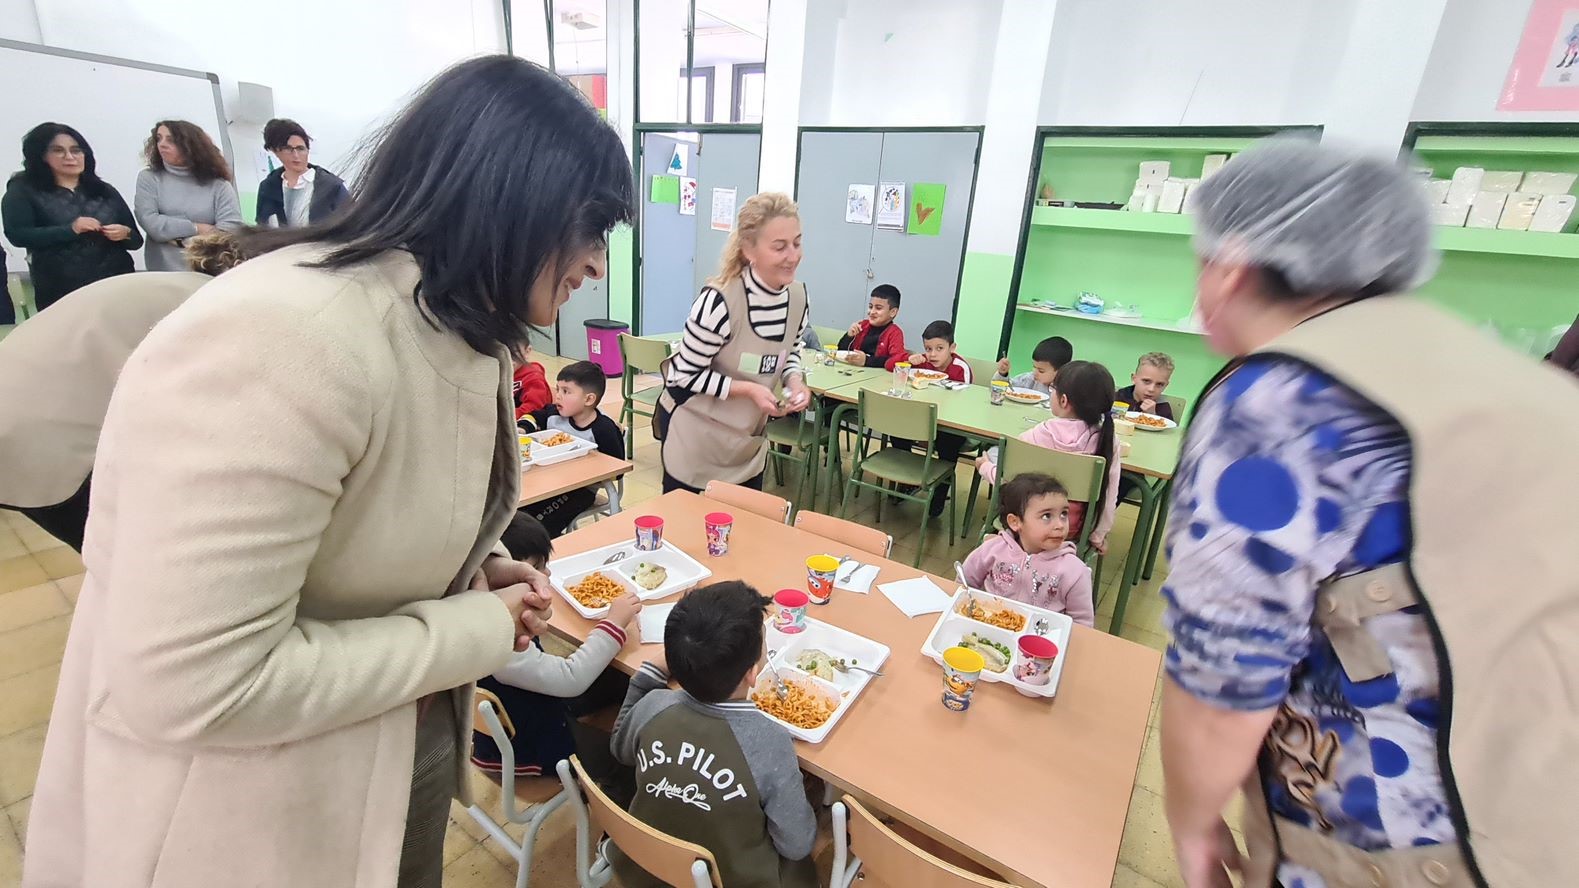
[22,56,634,888]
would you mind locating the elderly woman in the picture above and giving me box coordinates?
[24,56,633,888]
[1160,140,1578,888]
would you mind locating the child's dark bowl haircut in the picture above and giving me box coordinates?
[664,581,771,703]
[922,319,955,343]
[559,359,608,402]
[871,283,901,309]
[501,511,554,566]
[1032,336,1073,369]
[999,472,1069,526]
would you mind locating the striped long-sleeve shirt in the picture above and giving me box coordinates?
[665,266,808,398]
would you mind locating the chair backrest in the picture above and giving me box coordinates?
[566,755,723,888]
[1162,393,1187,417]
[963,356,998,387]
[812,325,844,350]
[992,438,1107,548]
[859,387,938,444]
[794,510,893,558]
[838,796,1015,888]
[472,688,516,739]
[620,333,674,375]
[703,480,791,524]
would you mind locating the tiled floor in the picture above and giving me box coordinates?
[0,353,1219,888]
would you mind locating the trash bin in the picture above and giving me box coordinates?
[584,319,630,377]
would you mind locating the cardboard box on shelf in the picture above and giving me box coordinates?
[1444,167,1485,207]
[1519,171,1578,195]
[1496,193,1542,231]
[1200,154,1228,180]
[1424,180,1452,205]
[1467,191,1507,229]
[1478,171,1524,193]
[1431,202,1470,227]
[1530,194,1577,232]
[1157,178,1187,214]
[1138,160,1170,183]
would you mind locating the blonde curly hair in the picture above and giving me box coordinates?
[710,192,799,287]
[183,229,253,276]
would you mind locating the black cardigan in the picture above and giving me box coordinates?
[254,165,350,227]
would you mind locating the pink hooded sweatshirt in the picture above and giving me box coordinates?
[977,416,1123,543]
[961,530,1095,628]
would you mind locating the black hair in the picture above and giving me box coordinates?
[262,118,310,152]
[1031,336,1073,369]
[12,123,111,198]
[922,320,955,344]
[664,581,771,703]
[999,472,1069,527]
[501,512,553,566]
[241,55,635,358]
[870,283,901,309]
[558,359,607,402]
[1050,360,1117,531]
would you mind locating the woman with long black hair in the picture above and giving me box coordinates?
[24,56,634,888]
[1,122,141,311]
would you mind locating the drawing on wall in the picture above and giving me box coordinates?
[711,187,737,231]
[845,184,875,225]
[650,174,680,205]
[907,183,946,237]
[1501,0,1579,109]
[680,177,698,216]
[669,144,689,175]
[877,181,906,229]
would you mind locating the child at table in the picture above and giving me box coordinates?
[962,472,1095,627]
[893,319,972,517]
[520,360,626,536]
[611,581,818,888]
[472,512,641,779]
[837,283,907,370]
[1114,351,1175,420]
[512,345,552,421]
[976,361,1122,554]
[992,335,1072,396]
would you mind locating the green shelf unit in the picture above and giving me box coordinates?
[1030,205,1193,235]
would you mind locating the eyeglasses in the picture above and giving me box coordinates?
[279,145,309,155]
[47,146,85,157]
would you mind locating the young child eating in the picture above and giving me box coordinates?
[894,319,972,517]
[992,335,1072,395]
[1114,351,1175,419]
[961,472,1094,627]
[611,581,817,888]
[520,360,625,535]
[512,345,552,421]
[837,283,907,369]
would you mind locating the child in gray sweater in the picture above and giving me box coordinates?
[992,334,1073,395]
[610,581,817,888]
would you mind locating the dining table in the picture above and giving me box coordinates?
[518,450,634,511]
[543,490,1162,888]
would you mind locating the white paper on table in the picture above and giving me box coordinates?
[877,576,953,618]
[711,188,737,232]
[835,563,880,594]
[639,602,676,644]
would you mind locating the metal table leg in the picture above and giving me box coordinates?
[1141,479,1171,581]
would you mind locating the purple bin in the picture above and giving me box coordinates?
[584,319,629,377]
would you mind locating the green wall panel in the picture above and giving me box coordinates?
[608,224,633,326]
[954,250,1015,360]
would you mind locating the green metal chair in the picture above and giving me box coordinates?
[811,325,844,352]
[839,389,957,567]
[765,406,823,514]
[617,333,672,458]
[963,355,998,387]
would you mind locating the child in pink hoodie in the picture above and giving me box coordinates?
[962,473,1094,627]
[975,360,1122,554]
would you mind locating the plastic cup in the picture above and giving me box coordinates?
[633,515,664,551]
[771,589,810,634]
[823,344,838,366]
[941,646,986,711]
[805,554,840,605]
[1013,635,1060,686]
[1111,401,1130,420]
[989,380,1009,405]
[704,512,734,557]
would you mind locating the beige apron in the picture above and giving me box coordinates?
[659,276,807,490]
[1205,297,1579,887]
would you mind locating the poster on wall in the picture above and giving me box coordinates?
[711,187,737,231]
[907,183,946,237]
[1500,0,1579,111]
[680,177,698,216]
[669,144,689,176]
[845,184,875,225]
[876,182,906,229]
[650,175,680,205]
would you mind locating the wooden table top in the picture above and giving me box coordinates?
[518,451,633,507]
[545,491,1161,888]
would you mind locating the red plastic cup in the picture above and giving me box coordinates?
[771,589,809,633]
[1013,634,1060,685]
[704,512,734,556]
[634,515,664,551]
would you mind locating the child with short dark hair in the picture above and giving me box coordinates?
[1114,352,1175,420]
[512,345,552,420]
[521,360,625,536]
[993,335,1072,395]
[961,473,1095,627]
[611,581,817,888]
[837,283,907,370]
[894,319,972,517]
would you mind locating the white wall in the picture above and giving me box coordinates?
[1414,0,1579,123]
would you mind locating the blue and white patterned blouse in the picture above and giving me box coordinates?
[1163,357,1456,888]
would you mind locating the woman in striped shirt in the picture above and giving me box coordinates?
[658,192,812,493]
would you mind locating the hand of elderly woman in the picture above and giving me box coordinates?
[479,555,555,651]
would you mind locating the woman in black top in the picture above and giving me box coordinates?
[1,123,141,311]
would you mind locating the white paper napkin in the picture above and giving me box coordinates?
[638,602,676,645]
[835,563,880,594]
[877,576,953,618]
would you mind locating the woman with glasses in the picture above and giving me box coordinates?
[134,119,244,270]
[1,122,141,312]
[255,118,350,228]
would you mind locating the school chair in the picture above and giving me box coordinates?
[704,480,791,524]
[765,406,823,513]
[794,509,893,559]
[831,796,1017,888]
[466,689,573,888]
[962,355,998,387]
[618,334,672,458]
[811,324,844,350]
[839,389,956,567]
[556,756,723,888]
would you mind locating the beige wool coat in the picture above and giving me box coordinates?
[23,246,523,887]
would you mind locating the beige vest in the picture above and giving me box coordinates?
[1220,297,1579,888]
[660,276,807,489]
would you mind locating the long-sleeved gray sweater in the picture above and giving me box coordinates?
[134,165,244,271]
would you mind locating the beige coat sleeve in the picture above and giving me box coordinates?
[98,296,516,749]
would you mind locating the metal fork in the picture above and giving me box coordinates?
[955,561,976,618]
[763,651,790,700]
[602,550,630,565]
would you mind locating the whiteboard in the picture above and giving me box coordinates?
[0,39,231,272]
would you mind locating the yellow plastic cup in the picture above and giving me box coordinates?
[806,554,840,605]
[941,646,986,711]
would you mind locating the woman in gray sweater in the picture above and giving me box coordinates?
[134,120,244,270]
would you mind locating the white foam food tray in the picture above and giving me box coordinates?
[920,587,1074,698]
[522,429,598,466]
[548,540,713,620]
[757,617,891,744]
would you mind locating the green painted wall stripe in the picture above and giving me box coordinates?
[954,251,1016,360]
[608,224,633,326]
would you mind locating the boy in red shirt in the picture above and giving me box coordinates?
[512,348,552,422]
[837,284,907,370]
[895,319,972,517]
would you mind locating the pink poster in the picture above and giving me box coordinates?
[1500,0,1579,110]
